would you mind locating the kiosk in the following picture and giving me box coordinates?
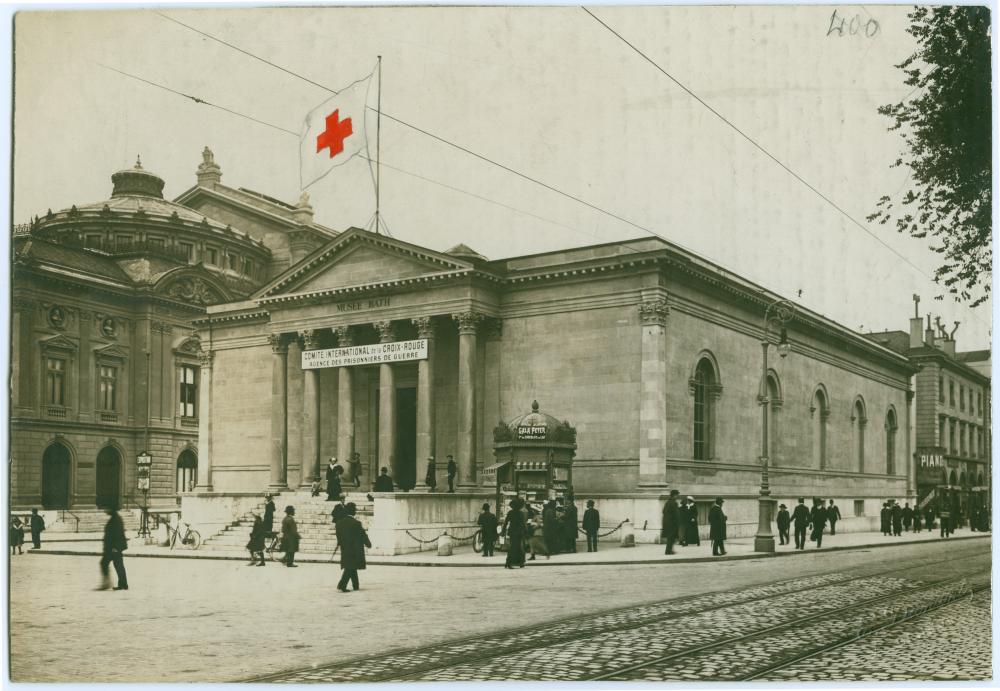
[485,400,577,511]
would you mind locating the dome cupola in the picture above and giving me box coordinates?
[111,156,165,199]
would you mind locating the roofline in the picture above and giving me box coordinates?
[908,347,991,384]
[174,184,338,239]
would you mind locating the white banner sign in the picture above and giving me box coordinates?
[302,338,428,369]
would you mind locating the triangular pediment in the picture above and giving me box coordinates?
[39,333,78,352]
[93,342,130,360]
[256,227,474,299]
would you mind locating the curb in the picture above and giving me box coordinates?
[22,533,989,567]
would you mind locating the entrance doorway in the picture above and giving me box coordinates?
[41,443,71,509]
[177,449,198,493]
[395,387,417,490]
[96,446,122,508]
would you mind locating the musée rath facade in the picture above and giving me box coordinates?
[194,225,917,538]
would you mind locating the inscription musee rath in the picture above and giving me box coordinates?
[301,337,428,369]
[337,297,391,312]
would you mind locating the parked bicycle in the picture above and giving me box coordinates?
[264,531,283,561]
[167,521,202,550]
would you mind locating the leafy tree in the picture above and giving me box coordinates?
[869,6,992,306]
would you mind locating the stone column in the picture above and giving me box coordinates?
[413,316,436,490]
[375,321,398,485]
[638,298,670,488]
[196,350,214,491]
[335,326,355,468]
[269,334,289,490]
[300,329,322,487]
[453,311,483,488]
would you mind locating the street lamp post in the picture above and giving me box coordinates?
[754,299,795,553]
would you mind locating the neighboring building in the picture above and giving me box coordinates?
[866,315,991,524]
[194,224,917,542]
[10,150,336,511]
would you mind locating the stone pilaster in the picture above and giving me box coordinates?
[413,316,436,490]
[269,334,289,490]
[196,350,214,491]
[375,321,398,484]
[638,298,669,488]
[335,326,355,468]
[453,311,483,488]
[300,329,322,486]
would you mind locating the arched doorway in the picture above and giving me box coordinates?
[41,442,71,509]
[177,449,198,492]
[96,446,122,508]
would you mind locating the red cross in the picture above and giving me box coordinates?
[316,109,354,158]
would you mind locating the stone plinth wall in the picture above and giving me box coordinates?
[180,492,270,541]
[368,492,494,555]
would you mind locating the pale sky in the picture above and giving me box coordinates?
[11,5,993,349]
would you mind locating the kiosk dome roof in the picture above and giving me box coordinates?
[507,400,563,430]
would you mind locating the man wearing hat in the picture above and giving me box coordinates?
[424,456,437,491]
[335,502,371,591]
[446,455,458,493]
[280,506,300,567]
[684,496,701,547]
[809,497,828,548]
[661,489,681,555]
[582,500,600,552]
[792,497,810,550]
[709,497,727,556]
[262,493,276,535]
[776,503,791,545]
[477,502,499,557]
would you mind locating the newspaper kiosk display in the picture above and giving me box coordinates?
[486,400,577,510]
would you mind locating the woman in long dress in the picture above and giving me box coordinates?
[503,498,527,569]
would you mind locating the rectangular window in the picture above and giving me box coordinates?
[149,237,165,247]
[960,423,966,456]
[853,500,864,517]
[99,365,117,411]
[115,234,133,249]
[959,385,965,411]
[938,375,944,403]
[243,257,254,276]
[939,416,946,448]
[85,234,102,248]
[180,242,194,262]
[949,380,955,407]
[179,365,198,417]
[949,419,957,454]
[228,253,238,271]
[977,392,983,416]
[206,248,218,265]
[46,358,65,406]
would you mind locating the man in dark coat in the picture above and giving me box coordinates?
[938,503,952,538]
[99,504,128,590]
[326,460,343,501]
[542,501,560,555]
[373,467,394,492]
[809,498,827,548]
[826,500,842,535]
[776,503,791,545]
[685,497,700,547]
[661,489,680,555]
[891,501,903,536]
[582,500,600,552]
[924,506,935,532]
[791,498,810,550]
[424,456,437,491]
[562,497,578,553]
[335,503,372,591]
[446,455,458,493]
[912,506,922,532]
[477,503,498,557]
[880,501,892,535]
[708,497,727,556]
[262,493,276,534]
[29,508,45,550]
[678,500,690,547]
[281,506,300,567]
[902,502,914,531]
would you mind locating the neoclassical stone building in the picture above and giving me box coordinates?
[196,227,917,537]
[10,151,337,512]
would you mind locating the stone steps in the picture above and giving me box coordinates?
[13,510,142,534]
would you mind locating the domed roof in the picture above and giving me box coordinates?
[111,156,165,198]
[507,400,563,432]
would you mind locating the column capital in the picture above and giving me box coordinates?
[452,310,485,335]
[638,298,669,326]
[482,318,503,341]
[411,316,436,340]
[299,329,321,350]
[197,350,214,368]
[268,333,288,354]
[334,325,353,347]
[374,320,396,343]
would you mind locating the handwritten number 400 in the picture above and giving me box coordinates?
[827,9,880,38]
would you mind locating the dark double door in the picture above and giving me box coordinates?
[96,447,122,508]
[394,387,417,490]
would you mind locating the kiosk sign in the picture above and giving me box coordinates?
[302,339,428,369]
[517,425,547,440]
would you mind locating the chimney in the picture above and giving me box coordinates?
[940,321,960,357]
[196,147,222,187]
[909,317,923,348]
[925,314,935,347]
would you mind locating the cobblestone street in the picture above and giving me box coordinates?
[8,538,991,682]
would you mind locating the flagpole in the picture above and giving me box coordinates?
[375,55,382,235]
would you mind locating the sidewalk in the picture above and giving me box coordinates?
[23,528,990,566]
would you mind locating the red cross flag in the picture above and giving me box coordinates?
[300,71,374,189]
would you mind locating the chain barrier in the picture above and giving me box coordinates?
[405,529,479,545]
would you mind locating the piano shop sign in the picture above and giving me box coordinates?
[302,338,428,369]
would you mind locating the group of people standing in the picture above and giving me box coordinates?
[776,498,838,549]
[495,496,599,567]
[8,508,45,555]
[661,490,728,556]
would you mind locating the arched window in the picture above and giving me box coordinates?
[811,387,829,469]
[885,408,898,475]
[692,357,719,460]
[96,446,122,509]
[765,372,782,463]
[852,398,867,473]
[177,449,198,492]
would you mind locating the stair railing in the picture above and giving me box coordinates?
[60,509,81,533]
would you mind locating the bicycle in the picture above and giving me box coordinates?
[166,522,202,550]
[264,531,283,561]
